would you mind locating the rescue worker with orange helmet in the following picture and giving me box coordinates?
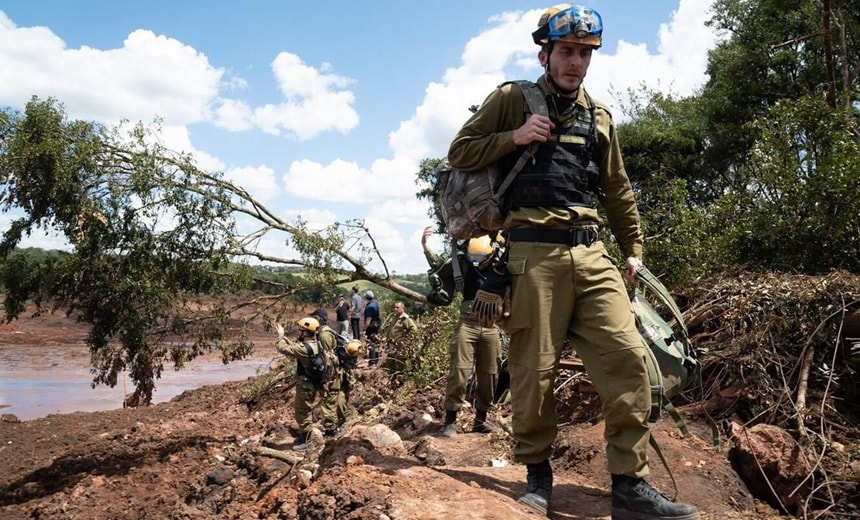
[421,227,503,437]
[447,5,700,519]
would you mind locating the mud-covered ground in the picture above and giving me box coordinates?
[0,297,844,520]
[0,368,779,520]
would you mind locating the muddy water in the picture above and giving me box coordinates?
[0,342,275,421]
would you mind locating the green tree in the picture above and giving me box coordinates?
[0,97,426,405]
[701,0,859,192]
[414,157,446,233]
[718,97,860,272]
[613,0,860,281]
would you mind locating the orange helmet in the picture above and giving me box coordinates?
[346,339,362,357]
[533,4,603,49]
[466,235,495,267]
[296,317,320,334]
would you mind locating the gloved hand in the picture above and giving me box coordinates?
[470,263,511,327]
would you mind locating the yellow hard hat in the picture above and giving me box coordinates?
[346,339,362,357]
[533,4,603,48]
[296,316,320,333]
[466,235,495,267]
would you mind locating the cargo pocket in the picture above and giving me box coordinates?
[499,256,528,335]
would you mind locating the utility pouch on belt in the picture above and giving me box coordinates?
[470,263,511,327]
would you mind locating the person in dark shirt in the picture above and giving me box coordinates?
[363,290,381,365]
[334,294,350,337]
[349,285,363,339]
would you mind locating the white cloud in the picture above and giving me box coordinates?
[282,208,338,229]
[585,0,720,117]
[225,165,279,204]
[283,159,367,202]
[0,24,223,125]
[367,199,431,227]
[215,52,360,141]
[362,216,409,273]
[212,99,255,132]
[0,18,358,142]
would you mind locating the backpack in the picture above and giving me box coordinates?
[436,80,549,240]
[300,338,339,388]
[426,244,467,306]
[630,267,700,437]
[324,328,357,370]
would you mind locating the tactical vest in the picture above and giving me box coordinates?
[505,92,601,210]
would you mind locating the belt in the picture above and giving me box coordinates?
[508,227,598,246]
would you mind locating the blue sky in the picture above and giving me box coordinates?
[0,1,719,275]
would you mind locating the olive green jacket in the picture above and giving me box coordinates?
[385,313,417,341]
[447,75,643,260]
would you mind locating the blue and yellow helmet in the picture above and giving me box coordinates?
[533,4,603,49]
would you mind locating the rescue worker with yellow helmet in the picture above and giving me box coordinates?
[310,308,351,438]
[274,315,332,451]
[447,4,700,519]
[421,227,503,437]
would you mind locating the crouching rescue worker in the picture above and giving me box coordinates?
[447,4,700,519]
[275,314,338,451]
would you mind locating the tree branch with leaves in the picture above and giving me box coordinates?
[0,96,424,406]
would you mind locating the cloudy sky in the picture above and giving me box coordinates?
[0,1,719,275]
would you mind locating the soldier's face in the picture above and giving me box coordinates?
[541,41,592,92]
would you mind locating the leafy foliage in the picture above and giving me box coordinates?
[0,98,428,405]
[383,295,462,389]
[719,97,860,272]
[616,0,860,280]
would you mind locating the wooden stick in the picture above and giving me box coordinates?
[256,446,301,464]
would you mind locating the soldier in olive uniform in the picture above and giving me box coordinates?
[447,4,699,519]
[310,308,348,437]
[422,227,501,437]
[275,316,331,451]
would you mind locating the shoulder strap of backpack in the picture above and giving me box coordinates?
[634,266,691,345]
[451,238,464,291]
[299,342,317,378]
[492,81,548,204]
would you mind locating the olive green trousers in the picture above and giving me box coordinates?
[444,307,500,413]
[295,375,346,432]
[503,240,651,477]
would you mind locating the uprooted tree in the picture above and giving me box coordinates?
[0,97,426,406]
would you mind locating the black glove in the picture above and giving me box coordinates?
[470,263,510,327]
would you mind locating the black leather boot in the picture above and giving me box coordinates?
[611,474,700,519]
[472,410,497,433]
[442,410,457,437]
[517,459,553,516]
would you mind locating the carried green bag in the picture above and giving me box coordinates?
[630,267,699,436]
[426,243,464,307]
[630,267,717,500]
